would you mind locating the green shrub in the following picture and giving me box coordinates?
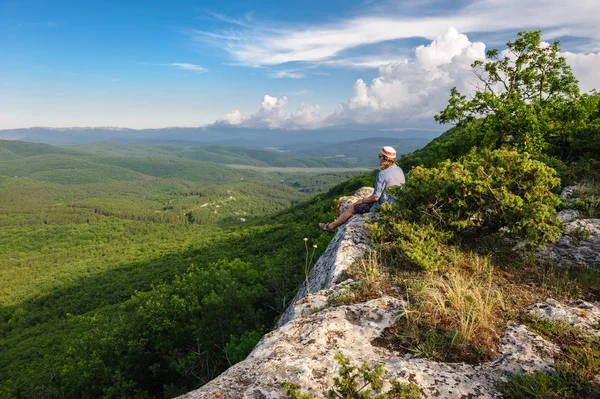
[385,149,563,245]
[225,330,262,365]
[370,220,451,271]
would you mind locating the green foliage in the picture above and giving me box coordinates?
[546,92,600,165]
[225,330,262,365]
[499,366,600,399]
[435,30,579,154]
[370,220,451,271]
[569,227,592,246]
[281,382,316,399]
[382,149,563,246]
[397,126,470,169]
[328,354,387,399]
[387,381,422,399]
[399,31,599,175]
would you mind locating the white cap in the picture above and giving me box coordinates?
[380,146,397,158]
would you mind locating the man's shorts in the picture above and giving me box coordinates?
[353,203,372,214]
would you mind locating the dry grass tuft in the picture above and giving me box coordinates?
[411,269,504,346]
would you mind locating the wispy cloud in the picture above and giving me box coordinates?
[270,70,305,79]
[169,63,208,73]
[191,0,600,70]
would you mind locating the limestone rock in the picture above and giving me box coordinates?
[557,209,579,223]
[337,186,374,215]
[278,213,372,326]
[527,298,600,338]
[538,219,600,268]
[177,298,558,399]
[177,296,405,399]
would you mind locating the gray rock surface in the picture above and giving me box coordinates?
[177,291,559,399]
[277,215,371,327]
[538,219,600,268]
[527,298,600,338]
[557,209,579,223]
[337,186,374,215]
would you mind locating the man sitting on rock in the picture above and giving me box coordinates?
[319,146,405,233]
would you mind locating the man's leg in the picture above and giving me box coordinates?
[329,202,357,229]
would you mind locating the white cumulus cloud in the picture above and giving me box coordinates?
[217,109,242,125]
[214,95,325,129]
[328,28,486,126]
[563,52,600,94]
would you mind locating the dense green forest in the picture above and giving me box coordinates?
[0,141,372,398]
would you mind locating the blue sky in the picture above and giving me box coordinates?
[1,0,599,130]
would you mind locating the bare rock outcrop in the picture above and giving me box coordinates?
[527,298,600,339]
[557,209,579,223]
[278,187,374,327]
[538,219,600,269]
[178,288,560,399]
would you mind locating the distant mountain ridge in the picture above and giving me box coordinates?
[0,134,433,169]
[0,126,441,147]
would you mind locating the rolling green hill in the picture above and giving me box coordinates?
[0,139,85,158]
[0,150,346,186]
[71,142,355,167]
[396,126,469,169]
[89,156,266,183]
[0,139,376,398]
[0,147,22,162]
[0,154,142,184]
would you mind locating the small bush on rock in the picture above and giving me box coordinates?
[281,354,422,399]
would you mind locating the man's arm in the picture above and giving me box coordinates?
[356,194,379,205]
[357,171,382,204]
